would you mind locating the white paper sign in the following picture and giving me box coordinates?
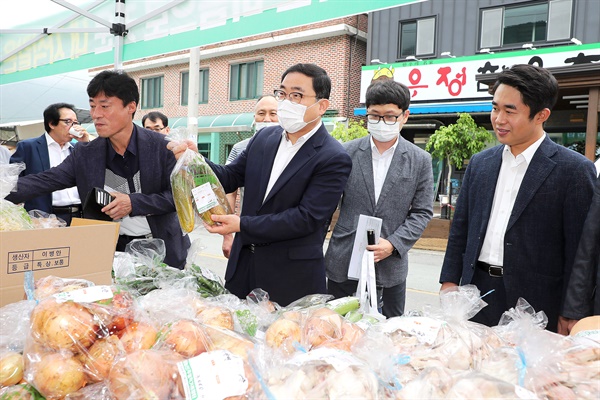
[178,350,248,400]
[347,215,382,280]
[191,182,219,213]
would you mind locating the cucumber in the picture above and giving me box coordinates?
[325,296,360,316]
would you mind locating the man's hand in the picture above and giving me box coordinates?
[166,140,198,160]
[222,233,234,258]
[204,214,241,235]
[557,315,578,336]
[71,126,90,143]
[440,282,459,293]
[366,238,396,263]
[101,192,132,220]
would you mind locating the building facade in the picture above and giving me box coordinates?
[363,0,599,161]
[88,16,368,164]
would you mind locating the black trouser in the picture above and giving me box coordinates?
[470,266,507,327]
[51,205,82,227]
[116,234,153,252]
[327,279,406,318]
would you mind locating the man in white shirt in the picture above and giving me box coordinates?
[10,103,89,225]
[325,79,434,318]
[439,64,596,333]
[170,63,352,306]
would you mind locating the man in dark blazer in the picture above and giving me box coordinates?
[10,102,90,225]
[562,175,600,329]
[439,64,596,333]
[176,63,352,306]
[325,80,433,318]
[6,71,190,269]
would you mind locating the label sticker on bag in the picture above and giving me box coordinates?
[54,285,113,303]
[192,182,219,214]
[178,350,248,400]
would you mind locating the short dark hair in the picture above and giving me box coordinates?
[281,63,331,100]
[43,102,76,133]
[491,64,559,119]
[87,70,139,108]
[365,80,411,111]
[142,111,168,127]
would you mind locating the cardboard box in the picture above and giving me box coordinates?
[0,218,119,307]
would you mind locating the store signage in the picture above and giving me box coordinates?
[360,43,600,103]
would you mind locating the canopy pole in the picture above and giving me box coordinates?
[112,0,128,69]
[187,47,200,143]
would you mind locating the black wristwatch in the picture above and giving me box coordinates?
[391,247,399,256]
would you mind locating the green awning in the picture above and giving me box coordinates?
[83,113,255,135]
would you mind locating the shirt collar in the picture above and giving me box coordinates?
[282,122,322,145]
[369,135,399,156]
[107,126,138,159]
[45,132,73,150]
[503,133,545,165]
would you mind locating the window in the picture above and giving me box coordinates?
[230,60,264,101]
[198,143,211,160]
[480,0,572,49]
[141,76,163,109]
[181,69,209,105]
[397,17,435,59]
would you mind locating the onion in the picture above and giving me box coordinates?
[197,306,234,330]
[303,309,343,350]
[0,352,24,387]
[118,322,158,353]
[31,352,86,399]
[204,326,254,360]
[107,350,183,399]
[161,319,208,358]
[265,319,301,355]
[79,335,123,382]
[29,298,97,353]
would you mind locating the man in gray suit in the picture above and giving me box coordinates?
[325,79,434,318]
[439,64,596,333]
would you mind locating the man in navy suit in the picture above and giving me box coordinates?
[439,64,596,333]
[6,71,190,269]
[10,103,90,225]
[170,64,352,306]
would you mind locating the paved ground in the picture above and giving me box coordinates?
[188,228,444,313]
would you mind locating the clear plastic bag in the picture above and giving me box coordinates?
[28,209,66,229]
[168,128,232,233]
[0,163,33,231]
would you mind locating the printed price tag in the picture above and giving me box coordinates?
[287,348,363,372]
[54,285,113,303]
[178,350,248,400]
[191,182,219,214]
[381,316,443,345]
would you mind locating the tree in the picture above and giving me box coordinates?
[425,113,493,208]
[331,119,368,142]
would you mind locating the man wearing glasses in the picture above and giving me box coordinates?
[170,63,352,306]
[10,102,89,225]
[142,111,170,135]
[325,79,433,318]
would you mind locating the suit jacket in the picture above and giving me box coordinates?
[10,134,57,212]
[325,135,434,287]
[440,136,597,330]
[208,123,352,306]
[562,175,600,319]
[6,125,190,269]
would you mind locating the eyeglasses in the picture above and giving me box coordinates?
[59,119,80,127]
[146,126,167,132]
[273,89,318,105]
[366,113,404,125]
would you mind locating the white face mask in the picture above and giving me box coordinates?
[255,121,280,132]
[277,100,319,133]
[368,121,401,143]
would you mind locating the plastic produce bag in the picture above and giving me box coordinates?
[0,163,33,231]
[28,209,66,229]
[168,128,232,233]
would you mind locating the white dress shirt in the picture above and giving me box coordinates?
[45,133,81,206]
[263,123,320,202]
[370,136,398,203]
[479,134,546,266]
